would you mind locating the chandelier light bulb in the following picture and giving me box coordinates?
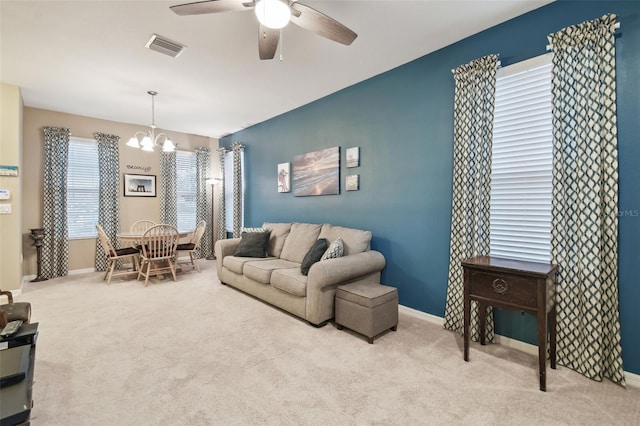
[255,0,291,29]
[162,139,176,152]
[126,137,140,148]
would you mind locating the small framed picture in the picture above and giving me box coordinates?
[346,174,359,191]
[124,174,156,197]
[346,147,359,168]
[278,162,290,193]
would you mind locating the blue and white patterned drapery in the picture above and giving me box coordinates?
[231,142,244,238]
[548,14,625,386]
[443,55,499,341]
[195,147,212,258]
[94,132,121,271]
[42,126,70,279]
[160,151,177,227]
[216,148,227,242]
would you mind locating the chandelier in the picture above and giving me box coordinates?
[126,91,176,152]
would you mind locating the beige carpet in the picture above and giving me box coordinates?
[16,260,640,425]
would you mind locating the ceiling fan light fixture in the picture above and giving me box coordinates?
[255,0,291,29]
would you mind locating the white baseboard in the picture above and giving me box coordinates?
[398,304,640,389]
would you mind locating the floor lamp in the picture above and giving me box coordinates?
[206,178,222,260]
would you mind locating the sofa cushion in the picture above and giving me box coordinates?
[279,223,322,263]
[271,268,308,297]
[319,224,371,255]
[244,259,300,284]
[300,238,328,276]
[234,231,270,257]
[223,256,274,274]
[262,222,292,258]
[321,237,344,261]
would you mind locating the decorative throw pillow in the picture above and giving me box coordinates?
[241,227,267,234]
[234,231,270,258]
[300,238,328,276]
[320,237,344,261]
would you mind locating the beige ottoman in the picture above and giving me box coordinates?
[335,282,398,344]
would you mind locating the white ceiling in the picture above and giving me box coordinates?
[1,0,553,139]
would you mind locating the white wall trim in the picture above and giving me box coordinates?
[399,305,640,389]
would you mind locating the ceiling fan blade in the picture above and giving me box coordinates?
[258,25,280,60]
[170,0,254,16]
[289,2,357,46]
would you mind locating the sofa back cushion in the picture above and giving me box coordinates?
[318,224,371,255]
[279,223,322,263]
[262,222,292,257]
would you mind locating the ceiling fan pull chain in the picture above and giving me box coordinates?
[279,28,284,61]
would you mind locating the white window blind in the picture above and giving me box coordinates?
[490,53,553,263]
[176,150,197,233]
[67,137,99,239]
[224,150,244,233]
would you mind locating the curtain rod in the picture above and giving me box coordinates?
[546,21,620,51]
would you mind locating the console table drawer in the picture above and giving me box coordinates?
[469,271,536,309]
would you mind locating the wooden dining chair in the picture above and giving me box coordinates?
[96,224,140,285]
[130,220,156,234]
[176,220,207,272]
[129,220,156,247]
[137,224,179,286]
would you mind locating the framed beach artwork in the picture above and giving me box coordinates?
[278,162,291,193]
[293,146,340,196]
[346,174,359,191]
[346,147,360,168]
[124,174,156,197]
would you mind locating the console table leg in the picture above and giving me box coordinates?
[537,305,547,391]
[478,302,487,346]
[549,308,557,370]
[463,286,470,362]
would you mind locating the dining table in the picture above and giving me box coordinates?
[116,228,194,278]
[116,229,193,244]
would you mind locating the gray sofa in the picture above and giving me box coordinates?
[214,222,386,326]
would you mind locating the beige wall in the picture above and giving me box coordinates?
[22,107,219,276]
[0,84,23,291]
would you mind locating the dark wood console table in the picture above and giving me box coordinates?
[462,256,557,391]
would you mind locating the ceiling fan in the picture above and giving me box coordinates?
[170,0,358,60]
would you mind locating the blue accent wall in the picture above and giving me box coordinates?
[222,1,640,375]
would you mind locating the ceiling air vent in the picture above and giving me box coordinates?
[145,34,185,58]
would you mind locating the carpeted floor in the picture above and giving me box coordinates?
[16,260,640,425]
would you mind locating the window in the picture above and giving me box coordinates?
[176,150,197,233]
[490,53,553,263]
[67,137,99,239]
[224,150,245,233]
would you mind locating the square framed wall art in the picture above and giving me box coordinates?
[346,147,360,168]
[124,174,156,197]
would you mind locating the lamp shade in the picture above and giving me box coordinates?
[254,0,291,29]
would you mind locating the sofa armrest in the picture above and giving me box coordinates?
[307,250,386,290]
[305,250,386,325]
[215,238,241,275]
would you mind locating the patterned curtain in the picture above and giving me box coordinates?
[216,148,227,242]
[231,142,244,238]
[443,55,499,341]
[195,147,212,258]
[94,133,121,271]
[160,151,177,226]
[42,126,70,279]
[548,14,625,386]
